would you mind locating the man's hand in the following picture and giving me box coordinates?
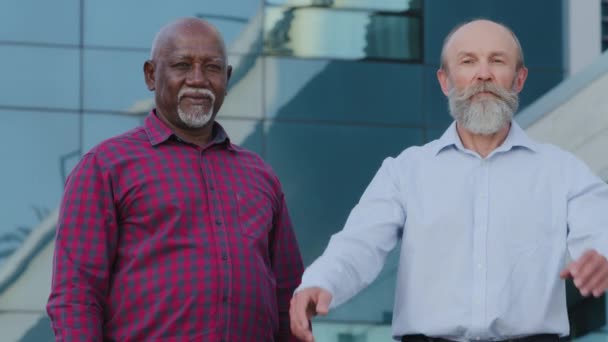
[560,249,608,297]
[289,287,332,342]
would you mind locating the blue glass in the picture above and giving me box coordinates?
[265,57,424,124]
[84,0,263,54]
[517,70,564,110]
[83,50,151,113]
[264,7,422,61]
[84,50,263,118]
[0,314,53,342]
[0,111,78,269]
[0,0,79,45]
[266,0,422,11]
[0,46,79,110]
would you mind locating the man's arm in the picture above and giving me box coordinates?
[562,154,608,297]
[47,153,119,341]
[271,189,305,342]
[290,157,405,341]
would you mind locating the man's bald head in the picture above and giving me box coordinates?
[440,19,524,71]
[149,18,227,60]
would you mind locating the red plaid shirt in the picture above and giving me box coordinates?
[47,111,304,341]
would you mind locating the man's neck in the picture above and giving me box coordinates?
[155,110,214,147]
[456,122,511,158]
[174,126,214,147]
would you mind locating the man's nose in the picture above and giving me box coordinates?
[475,62,493,82]
[187,65,210,86]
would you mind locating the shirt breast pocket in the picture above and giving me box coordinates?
[235,190,274,240]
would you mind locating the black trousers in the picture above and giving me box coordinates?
[401,334,560,342]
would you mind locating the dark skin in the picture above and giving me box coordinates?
[143,18,233,147]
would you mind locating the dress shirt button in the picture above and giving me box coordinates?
[477,263,483,269]
[215,219,222,225]
[221,253,228,261]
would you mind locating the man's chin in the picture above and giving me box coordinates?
[178,113,213,129]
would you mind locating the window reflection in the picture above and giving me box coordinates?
[265,0,422,12]
[264,7,422,61]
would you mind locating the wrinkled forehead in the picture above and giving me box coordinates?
[152,21,226,60]
[444,22,519,63]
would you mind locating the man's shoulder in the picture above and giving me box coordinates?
[89,126,147,152]
[83,126,148,165]
[392,140,440,163]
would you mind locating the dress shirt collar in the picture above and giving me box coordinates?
[433,120,538,157]
[144,109,234,150]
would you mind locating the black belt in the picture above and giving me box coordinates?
[401,334,560,342]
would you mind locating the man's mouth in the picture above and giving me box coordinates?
[181,93,213,105]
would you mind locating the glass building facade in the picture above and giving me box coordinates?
[0,0,604,341]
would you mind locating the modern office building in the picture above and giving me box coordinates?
[0,1,607,341]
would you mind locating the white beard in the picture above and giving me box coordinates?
[177,87,215,128]
[448,81,519,135]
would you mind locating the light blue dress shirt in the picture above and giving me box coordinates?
[299,121,608,341]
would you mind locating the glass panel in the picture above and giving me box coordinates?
[265,57,423,124]
[84,0,263,55]
[83,49,153,113]
[265,0,422,12]
[308,321,392,342]
[221,54,264,119]
[0,46,79,110]
[265,121,422,262]
[0,313,53,342]
[0,111,79,269]
[517,69,563,111]
[264,7,422,61]
[84,51,263,118]
[0,0,80,45]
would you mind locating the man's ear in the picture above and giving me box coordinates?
[144,60,156,91]
[437,68,450,96]
[227,65,233,83]
[513,66,528,93]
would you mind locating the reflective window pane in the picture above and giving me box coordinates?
[84,51,263,118]
[0,0,79,45]
[264,7,422,61]
[83,50,152,113]
[266,0,422,11]
[0,46,79,110]
[265,121,422,263]
[0,314,52,342]
[221,55,264,119]
[265,57,423,124]
[84,0,263,55]
[0,111,79,268]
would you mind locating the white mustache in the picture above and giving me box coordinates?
[178,87,215,102]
